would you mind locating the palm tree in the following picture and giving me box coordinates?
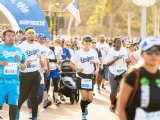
[104,0,124,37]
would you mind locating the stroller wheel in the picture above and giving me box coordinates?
[70,92,75,105]
[75,90,79,103]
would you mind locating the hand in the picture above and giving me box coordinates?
[93,71,98,76]
[20,64,25,71]
[114,56,120,61]
[46,70,50,77]
[0,61,8,66]
[125,59,130,64]
[101,65,103,70]
[27,61,31,67]
[40,61,45,68]
[77,68,84,73]
[56,59,61,64]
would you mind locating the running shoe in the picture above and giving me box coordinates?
[0,114,3,119]
[60,95,65,101]
[81,114,87,120]
[43,100,52,108]
[32,117,37,120]
[85,106,88,115]
[16,109,20,120]
[102,86,106,90]
[97,87,101,93]
[28,112,32,119]
[55,99,61,105]
[110,105,116,113]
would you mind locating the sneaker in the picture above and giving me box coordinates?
[102,86,106,90]
[55,99,61,105]
[16,109,20,120]
[43,100,52,108]
[32,117,37,120]
[97,88,101,93]
[81,114,87,120]
[110,105,116,113]
[28,112,32,119]
[85,106,88,115]
[0,114,3,119]
[60,95,65,101]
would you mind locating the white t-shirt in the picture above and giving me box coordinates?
[71,48,99,75]
[133,50,143,63]
[19,41,41,73]
[96,42,110,64]
[54,46,62,59]
[48,48,57,70]
[41,45,50,59]
[69,49,74,57]
[106,47,128,75]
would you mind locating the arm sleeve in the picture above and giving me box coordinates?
[124,71,136,87]
[98,49,102,57]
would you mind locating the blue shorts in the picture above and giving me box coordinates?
[47,68,60,80]
[0,84,19,106]
[98,65,106,75]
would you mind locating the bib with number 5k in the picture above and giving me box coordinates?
[134,107,160,120]
[81,79,92,89]
[116,64,126,73]
[50,62,56,70]
[4,63,17,74]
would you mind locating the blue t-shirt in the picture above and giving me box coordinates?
[0,44,26,84]
[61,47,71,61]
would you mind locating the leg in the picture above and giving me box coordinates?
[9,105,18,120]
[80,90,88,114]
[53,78,61,105]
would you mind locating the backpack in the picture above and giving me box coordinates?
[126,68,140,108]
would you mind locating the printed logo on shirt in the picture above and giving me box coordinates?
[113,55,125,59]
[155,79,160,88]
[3,51,20,58]
[98,47,106,50]
[90,61,93,64]
[140,77,150,108]
[41,51,46,55]
[25,49,40,57]
[80,56,94,63]
[49,51,53,56]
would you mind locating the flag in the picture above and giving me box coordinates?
[66,0,81,27]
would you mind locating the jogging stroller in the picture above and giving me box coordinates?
[59,60,79,105]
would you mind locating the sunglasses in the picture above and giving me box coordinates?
[84,39,92,42]
[130,46,134,48]
[66,44,70,46]
[92,42,97,44]
[146,49,160,55]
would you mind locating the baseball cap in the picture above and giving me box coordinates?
[61,38,65,42]
[38,33,46,38]
[21,37,27,42]
[140,37,160,51]
[120,37,125,41]
[44,38,50,43]
[138,38,142,44]
[82,35,92,41]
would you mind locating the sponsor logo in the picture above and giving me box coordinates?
[155,79,160,88]
[3,51,20,58]
[80,56,94,63]
[113,55,125,59]
[49,51,53,56]
[19,20,45,26]
[25,49,40,57]
[11,0,29,13]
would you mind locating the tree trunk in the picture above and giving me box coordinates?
[110,15,115,37]
[154,6,157,37]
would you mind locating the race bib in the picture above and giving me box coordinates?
[81,79,92,89]
[134,107,160,120]
[116,64,126,73]
[4,63,17,74]
[27,59,39,70]
[50,62,56,70]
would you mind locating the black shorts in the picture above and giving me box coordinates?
[98,65,106,75]
[76,77,94,91]
[44,73,47,91]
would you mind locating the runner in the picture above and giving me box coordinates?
[96,34,110,92]
[106,38,129,113]
[117,37,160,120]
[65,40,74,58]
[16,26,42,120]
[61,38,71,61]
[0,29,26,120]
[70,35,99,120]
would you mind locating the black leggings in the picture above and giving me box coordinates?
[45,80,50,93]
[52,77,59,92]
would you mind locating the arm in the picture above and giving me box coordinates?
[129,53,136,65]
[46,58,50,77]
[93,62,99,75]
[117,81,133,120]
[70,62,84,73]
[106,56,120,66]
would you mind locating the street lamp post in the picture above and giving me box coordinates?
[46,2,59,17]
[57,4,64,37]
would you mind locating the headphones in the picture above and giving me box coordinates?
[2,30,17,41]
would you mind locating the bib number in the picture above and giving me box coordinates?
[135,108,160,120]
[81,79,92,89]
[50,62,56,70]
[4,63,17,74]
[116,64,126,73]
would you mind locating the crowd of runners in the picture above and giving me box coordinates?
[0,26,160,120]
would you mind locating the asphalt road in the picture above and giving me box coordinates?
[1,82,119,120]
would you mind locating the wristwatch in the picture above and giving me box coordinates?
[21,63,27,68]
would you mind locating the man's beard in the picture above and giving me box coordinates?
[30,39,34,41]
[100,40,104,42]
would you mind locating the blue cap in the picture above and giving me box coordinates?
[21,37,27,42]
[61,38,65,42]
[120,37,124,41]
[140,37,160,51]
[44,38,50,43]
[82,35,92,41]
[38,33,46,38]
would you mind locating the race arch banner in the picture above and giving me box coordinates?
[0,0,51,39]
